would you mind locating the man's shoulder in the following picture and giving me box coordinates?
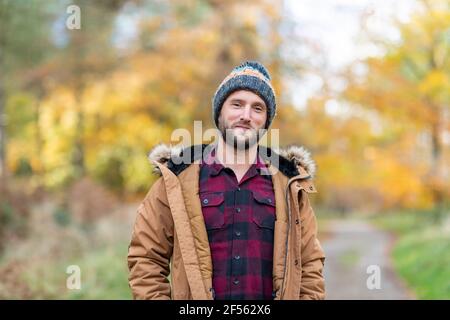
[140,176,169,209]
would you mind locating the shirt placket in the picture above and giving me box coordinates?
[230,183,243,297]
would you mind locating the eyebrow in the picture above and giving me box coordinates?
[230,99,266,107]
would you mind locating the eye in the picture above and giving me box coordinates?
[232,103,241,107]
[254,105,263,112]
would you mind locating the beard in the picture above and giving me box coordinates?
[218,118,266,150]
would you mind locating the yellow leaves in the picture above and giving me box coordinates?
[40,87,78,130]
[339,2,450,211]
[239,7,258,29]
[18,64,178,191]
[316,146,434,210]
[315,153,352,185]
[363,146,377,161]
[199,29,218,47]
[374,155,432,209]
[418,70,450,101]
[121,155,153,194]
[6,141,31,174]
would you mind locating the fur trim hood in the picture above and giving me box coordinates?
[148,143,316,179]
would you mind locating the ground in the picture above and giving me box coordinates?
[321,219,415,300]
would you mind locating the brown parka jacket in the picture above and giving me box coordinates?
[127,143,325,300]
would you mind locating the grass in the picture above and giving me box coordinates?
[0,200,135,299]
[22,243,132,299]
[67,243,132,299]
[369,211,450,299]
[0,185,138,299]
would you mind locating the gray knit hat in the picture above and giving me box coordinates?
[212,61,276,129]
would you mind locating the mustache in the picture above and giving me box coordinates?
[232,122,252,129]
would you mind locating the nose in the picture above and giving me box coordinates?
[239,104,252,121]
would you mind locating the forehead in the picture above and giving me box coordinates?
[225,90,265,105]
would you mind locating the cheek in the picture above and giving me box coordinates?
[253,113,267,127]
[224,109,241,121]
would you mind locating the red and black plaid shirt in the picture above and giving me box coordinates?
[199,147,276,300]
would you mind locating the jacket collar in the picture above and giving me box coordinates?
[148,143,316,179]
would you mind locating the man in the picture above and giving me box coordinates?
[127,61,325,300]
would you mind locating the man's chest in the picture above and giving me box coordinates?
[198,165,276,234]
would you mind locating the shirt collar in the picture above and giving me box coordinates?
[203,146,268,177]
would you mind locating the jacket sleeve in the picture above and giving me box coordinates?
[299,190,326,300]
[127,177,174,300]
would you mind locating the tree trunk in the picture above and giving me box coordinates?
[429,113,445,222]
[73,90,85,177]
[0,79,6,183]
[34,91,44,187]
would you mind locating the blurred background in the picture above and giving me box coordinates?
[0,0,449,299]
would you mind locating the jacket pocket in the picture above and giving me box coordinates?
[251,190,276,229]
[200,192,225,230]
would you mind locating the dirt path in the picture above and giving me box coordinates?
[321,219,415,300]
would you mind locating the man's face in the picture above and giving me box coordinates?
[218,90,267,150]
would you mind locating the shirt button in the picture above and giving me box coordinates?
[237,187,241,191]
[234,255,240,260]
[236,207,241,213]
[235,231,241,237]
[267,198,272,203]
[203,199,209,204]
[233,279,239,285]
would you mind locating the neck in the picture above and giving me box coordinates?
[215,138,258,169]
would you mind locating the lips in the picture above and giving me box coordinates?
[233,124,251,130]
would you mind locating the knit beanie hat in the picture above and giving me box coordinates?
[212,61,277,129]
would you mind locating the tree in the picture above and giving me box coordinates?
[0,0,55,183]
[344,0,450,214]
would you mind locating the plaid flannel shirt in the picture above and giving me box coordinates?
[199,147,276,300]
